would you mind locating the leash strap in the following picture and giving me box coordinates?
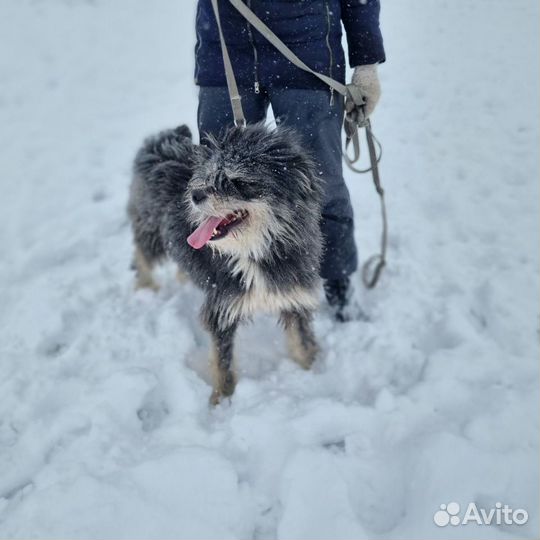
[212,0,388,288]
[210,0,246,127]
[361,120,387,288]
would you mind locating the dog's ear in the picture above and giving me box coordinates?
[174,125,192,140]
[263,128,322,198]
[148,160,192,204]
[158,160,192,179]
[193,143,212,165]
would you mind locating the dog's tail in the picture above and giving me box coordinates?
[133,124,193,179]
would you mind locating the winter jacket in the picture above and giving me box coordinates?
[194,0,385,91]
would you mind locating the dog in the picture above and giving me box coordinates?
[128,123,323,404]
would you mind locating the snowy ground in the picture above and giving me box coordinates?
[0,1,538,539]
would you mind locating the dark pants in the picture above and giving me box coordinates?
[197,86,357,280]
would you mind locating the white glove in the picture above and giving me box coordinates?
[350,64,381,118]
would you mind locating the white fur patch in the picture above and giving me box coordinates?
[221,255,319,326]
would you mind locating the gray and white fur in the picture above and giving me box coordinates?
[128,123,323,404]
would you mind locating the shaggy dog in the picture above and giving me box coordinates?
[128,124,323,404]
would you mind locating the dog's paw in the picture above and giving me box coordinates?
[209,389,224,406]
[209,372,236,406]
[286,330,319,369]
[293,347,318,370]
[134,278,160,292]
[209,388,234,406]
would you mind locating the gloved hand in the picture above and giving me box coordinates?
[349,63,381,118]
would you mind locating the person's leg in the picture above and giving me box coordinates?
[197,86,268,142]
[268,89,358,282]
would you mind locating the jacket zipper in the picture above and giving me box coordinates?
[324,0,335,105]
[246,0,260,93]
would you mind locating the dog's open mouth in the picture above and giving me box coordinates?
[187,210,249,249]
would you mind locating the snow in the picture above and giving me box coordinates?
[0,0,538,538]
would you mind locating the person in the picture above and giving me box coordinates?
[194,0,385,320]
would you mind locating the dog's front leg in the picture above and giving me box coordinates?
[281,310,319,370]
[208,319,238,406]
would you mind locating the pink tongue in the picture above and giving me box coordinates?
[187,216,224,249]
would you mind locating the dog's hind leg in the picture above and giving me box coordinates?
[132,245,159,291]
[281,310,319,370]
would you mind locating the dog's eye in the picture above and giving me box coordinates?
[228,176,248,190]
[230,175,257,186]
[229,177,242,186]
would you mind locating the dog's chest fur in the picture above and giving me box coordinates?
[224,254,319,322]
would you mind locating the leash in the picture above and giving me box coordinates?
[210,0,387,288]
[342,99,387,288]
[210,0,246,127]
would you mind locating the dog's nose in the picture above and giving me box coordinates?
[191,189,208,204]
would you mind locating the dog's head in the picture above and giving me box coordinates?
[186,124,322,259]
